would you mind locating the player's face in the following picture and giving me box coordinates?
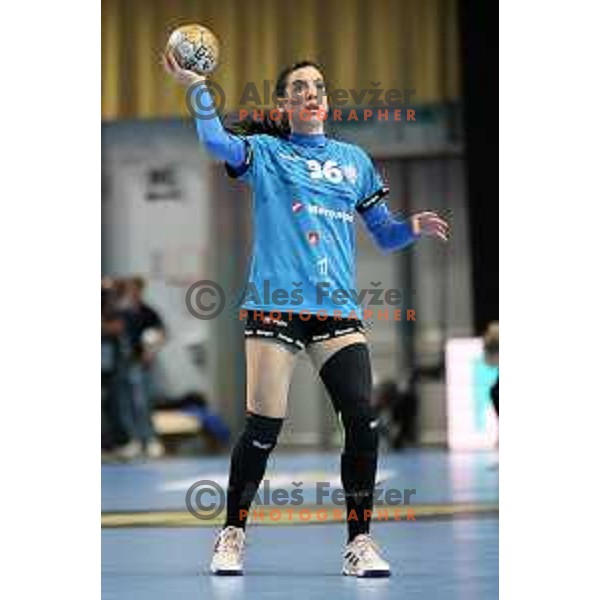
[281,65,328,133]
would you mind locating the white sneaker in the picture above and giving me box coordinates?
[145,439,165,459]
[210,526,245,575]
[113,440,143,461]
[342,534,391,578]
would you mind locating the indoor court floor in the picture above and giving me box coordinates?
[102,450,498,599]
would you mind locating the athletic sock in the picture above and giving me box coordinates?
[342,450,376,541]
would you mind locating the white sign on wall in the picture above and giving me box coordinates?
[446,338,499,450]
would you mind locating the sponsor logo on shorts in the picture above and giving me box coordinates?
[263,316,288,327]
[311,333,332,342]
[334,327,356,336]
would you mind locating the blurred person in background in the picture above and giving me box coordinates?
[373,378,418,450]
[169,392,231,453]
[101,277,129,450]
[115,276,167,460]
[483,321,499,418]
[483,321,499,469]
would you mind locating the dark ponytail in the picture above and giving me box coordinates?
[228,60,323,138]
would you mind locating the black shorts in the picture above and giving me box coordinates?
[244,311,365,351]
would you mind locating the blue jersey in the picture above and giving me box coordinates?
[228,133,388,318]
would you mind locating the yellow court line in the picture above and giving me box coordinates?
[101,503,498,529]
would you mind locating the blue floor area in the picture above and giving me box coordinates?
[102,449,499,512]
[102,518,498,599]
[102,450,498,599]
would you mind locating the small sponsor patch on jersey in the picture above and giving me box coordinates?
[292,200,304,213]
[307,231,320,245]
[306,204,354,223]
[342,164,358,184]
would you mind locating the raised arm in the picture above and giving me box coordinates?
[162,52,246,169]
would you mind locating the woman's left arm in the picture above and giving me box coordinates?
[360,202,449,254]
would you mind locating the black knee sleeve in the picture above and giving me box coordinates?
[238,412,284,453]
[319,343,379,454]
[320,344,378,540]
[230,413,283,489]
[225,412,284,528]
[319,342,372,414]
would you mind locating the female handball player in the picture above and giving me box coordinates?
[163,54,449,578]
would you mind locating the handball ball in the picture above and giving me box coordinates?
[166,24,220,75]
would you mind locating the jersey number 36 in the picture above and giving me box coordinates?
[306,159,344,184]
